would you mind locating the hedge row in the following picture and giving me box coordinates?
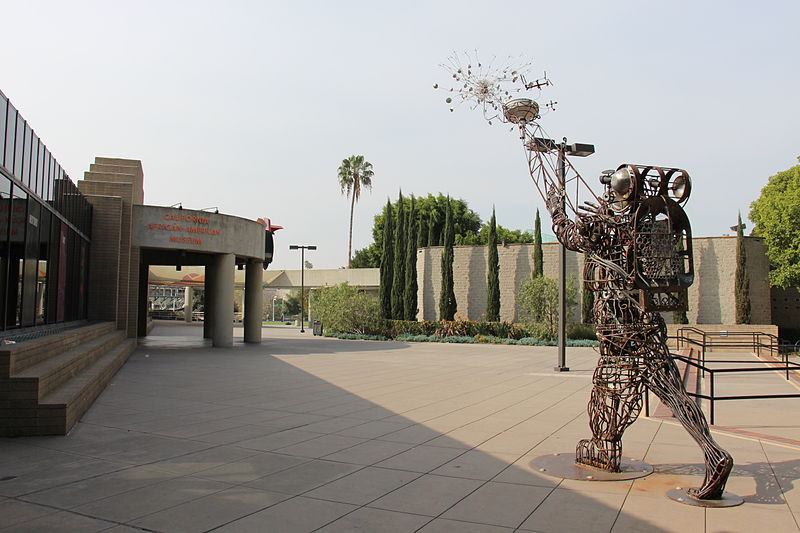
[387,319,596,341]
[324,331,599,347]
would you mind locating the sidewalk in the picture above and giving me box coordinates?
[0,323,797,532]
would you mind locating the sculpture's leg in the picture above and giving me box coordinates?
[576,338,645,472]
[647,351,733,499]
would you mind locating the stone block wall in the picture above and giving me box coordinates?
[84,195,122,322]
[417,242,582,322]
[417,236,772,326]
[689,236,771,325]
[77,158,144,337]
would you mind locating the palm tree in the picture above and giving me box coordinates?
[338,155,374,267]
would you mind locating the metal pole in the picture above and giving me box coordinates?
[300,247,305,333]
[556,139,569,372]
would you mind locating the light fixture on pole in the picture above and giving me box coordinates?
[289,245,317,333]
[554,139,595,372]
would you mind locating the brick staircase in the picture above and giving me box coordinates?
[0,322,136,436]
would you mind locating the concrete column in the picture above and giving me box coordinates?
[244,261,263,343]
[203,262,215,339]
[184,287,194,323]
[212,253,235,347]
[137,261,149,337]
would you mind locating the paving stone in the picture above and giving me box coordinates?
[519,487,627,532]
[368,474,483,516]
[73,475,232,522]
[2,324,797,533]
[244,459,361,495]
[316,506,431,532]
[212,496,356,532]
[131,485,290,532]
[306,466,421,505]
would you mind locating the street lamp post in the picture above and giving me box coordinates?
[289,245,316,333]
[272,295,277,322]
[552,138,595,372]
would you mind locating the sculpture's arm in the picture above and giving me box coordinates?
[545,187,593,253]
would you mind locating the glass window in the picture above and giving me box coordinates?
[45,152,54,203]
[5,103,17,175]
[46,217,60,324]
[22,124,33,188]
[21,198,39,326]
[13,118,24,179]
[0,96,7,171]
[8,186,27,327]
[36,208,50,324]
[0,177,11,328]
[35,140,44,197]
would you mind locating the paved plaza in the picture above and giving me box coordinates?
[1,323,798,532]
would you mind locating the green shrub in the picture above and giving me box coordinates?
[517,275,578,339]
[395,333,434,342]
[568,339,600,347]
[434,320,476,337]
[390,320,438,337]
[325,332,389,341]
[567,323,597,340]
[314,283,387,335]
[441,335,476,343]
[475,335,515,345]
[518,337,557,346]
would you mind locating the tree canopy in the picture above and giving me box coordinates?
[351,193,533,268]
[750,158,800,288]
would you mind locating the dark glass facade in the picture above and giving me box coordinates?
[0,89,91,330]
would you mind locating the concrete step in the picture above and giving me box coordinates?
[13,329,128,400]
[37,338,137,435]
[0,322,116,377]
[0,322,136,437]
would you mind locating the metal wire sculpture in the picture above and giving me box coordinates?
[437,54,734,501]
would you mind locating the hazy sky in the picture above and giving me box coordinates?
[2,1,798,270]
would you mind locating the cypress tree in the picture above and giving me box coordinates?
[427,213,435,247]
[672,234,689,324]
[404,196,418,320]
[486,207,500,321]
[391,192,406,319]
[673,309,689,324]
[417,212,426,249]
[735,212,751,324]
[379,201,394,319]
[439,196,457,320]
[533,208,544,278]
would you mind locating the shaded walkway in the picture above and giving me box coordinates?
[1,324,798,532]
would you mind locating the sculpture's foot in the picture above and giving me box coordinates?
[575,438,621,472]
[688,452,733,500]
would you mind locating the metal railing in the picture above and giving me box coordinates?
[644,329,800,425]
[675,327,797,379]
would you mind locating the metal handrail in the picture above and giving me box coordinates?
[651,335,800,424]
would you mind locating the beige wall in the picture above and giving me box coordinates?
[689,236,771,325]
[78,157,144,337]
[417,236,772,325]
[133,206,265,260]
[417,242,582,322]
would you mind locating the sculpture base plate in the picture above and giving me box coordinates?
[530,453,653,481]
[666,487,744,507]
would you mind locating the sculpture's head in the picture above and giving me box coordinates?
[599,165,691,214]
